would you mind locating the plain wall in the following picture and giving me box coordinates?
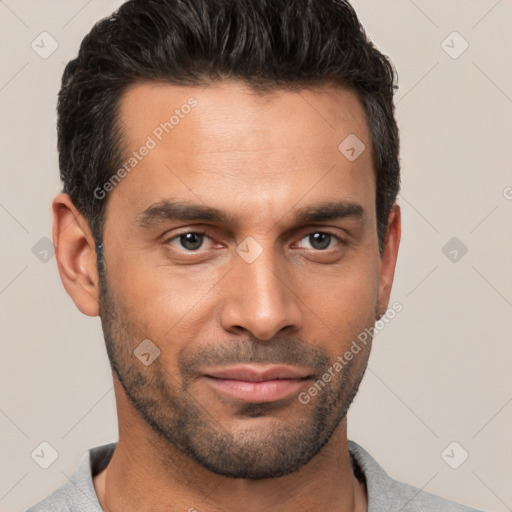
[0,1,511,511]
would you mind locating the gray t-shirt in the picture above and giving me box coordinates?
[26,440,482,511]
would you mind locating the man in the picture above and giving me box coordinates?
[27,0,482,510]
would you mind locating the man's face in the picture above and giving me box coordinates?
[99,80,387,479]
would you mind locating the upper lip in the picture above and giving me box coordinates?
[203,365,311,382]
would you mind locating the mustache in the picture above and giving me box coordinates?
[179,338,330,381]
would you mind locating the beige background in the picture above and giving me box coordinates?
[1,1,511,511]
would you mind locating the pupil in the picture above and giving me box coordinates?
[310,233,330,250]
[181,233,203,250]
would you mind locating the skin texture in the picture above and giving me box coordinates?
[53,80,401,512]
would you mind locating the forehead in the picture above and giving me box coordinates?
[118,79,370,153]
[110,80,374,221]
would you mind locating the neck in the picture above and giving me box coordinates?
[94,387,367,512]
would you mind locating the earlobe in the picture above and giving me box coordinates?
[377,204,401,316]
[52,193,100,317]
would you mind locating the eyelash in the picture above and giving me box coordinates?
[164,229,346,253]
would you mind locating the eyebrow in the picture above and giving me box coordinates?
[136,199,366,228]
[137,200,238,227]
[294,200,365,224]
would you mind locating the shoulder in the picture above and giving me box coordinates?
[25,442,116,512]
[26,482,84,512]
[348,441,484,512]
[379,477,483,511]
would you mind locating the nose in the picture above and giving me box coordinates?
[219,247,303,340]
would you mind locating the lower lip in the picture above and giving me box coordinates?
[204,377,307,402]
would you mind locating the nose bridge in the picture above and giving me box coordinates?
[243,253,286,310]
[219,240,302,340]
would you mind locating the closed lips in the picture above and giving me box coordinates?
[203,365,311,382]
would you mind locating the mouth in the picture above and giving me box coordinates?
[202,365,312,403]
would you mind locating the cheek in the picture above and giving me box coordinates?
[105,249,223,342]
[298,259,380,344]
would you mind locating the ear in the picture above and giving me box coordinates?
[52,193,100,316]
[377,204,401,317]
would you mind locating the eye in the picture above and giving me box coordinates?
[167,231,212,251]
[296,232,342,251]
